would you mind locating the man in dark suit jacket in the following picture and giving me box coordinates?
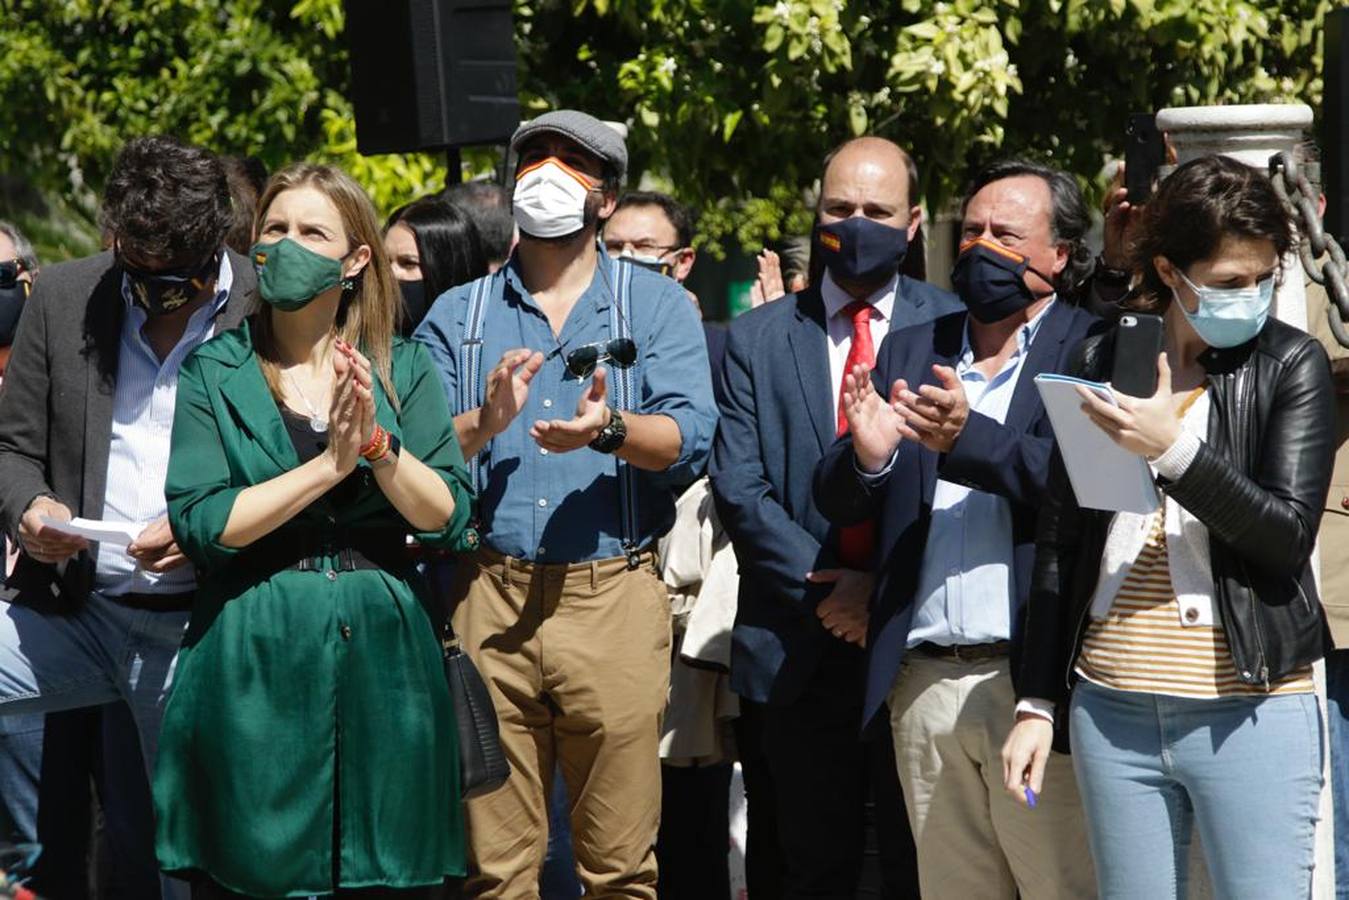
[814,160,1099,900]
[0,136,255,900]
[712,137,960,898]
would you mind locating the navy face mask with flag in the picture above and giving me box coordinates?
[815,217,910,284]
[119,250,219,317]
[950,237,1056,324]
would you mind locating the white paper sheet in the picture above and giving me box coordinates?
[1034,374,1160,515]
[39,516,143,548]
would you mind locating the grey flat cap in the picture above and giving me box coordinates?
[511,110,628,180]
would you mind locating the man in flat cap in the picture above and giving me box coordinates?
[415,110,717,898]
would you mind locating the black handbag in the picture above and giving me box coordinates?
[443,624,510,798]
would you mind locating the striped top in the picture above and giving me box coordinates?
[1076,509,1314,698]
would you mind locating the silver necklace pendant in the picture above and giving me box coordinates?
[309,416,329,433]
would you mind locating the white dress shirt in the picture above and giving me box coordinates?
[819,270,898,422]
[95,254,233,595]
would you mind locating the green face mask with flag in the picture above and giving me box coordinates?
[251,238,347,311]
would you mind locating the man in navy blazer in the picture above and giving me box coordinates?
[814,160,1101,899]
[711,137,960,898]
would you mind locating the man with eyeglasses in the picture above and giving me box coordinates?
[0,137,256,900]
[604,191,728,403]
[414,110,716,899]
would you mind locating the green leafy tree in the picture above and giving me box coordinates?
[0,0,443,251]
[0,0,1336,262]
[523,0,1332,253]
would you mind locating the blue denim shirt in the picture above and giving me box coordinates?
[414,250,717,563]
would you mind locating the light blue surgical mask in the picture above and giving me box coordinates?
[1173,267,1274,349]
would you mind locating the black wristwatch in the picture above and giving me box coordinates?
[1094,254,1131,284]
[588,408,627,454]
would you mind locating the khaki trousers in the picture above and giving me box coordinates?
[888,654,1096,900]
[450,549,671,900]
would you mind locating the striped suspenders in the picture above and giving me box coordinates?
[456,262,643,568]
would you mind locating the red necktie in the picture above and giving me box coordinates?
[837,301,876,569]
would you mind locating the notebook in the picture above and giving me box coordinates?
[1034,373,1160,515]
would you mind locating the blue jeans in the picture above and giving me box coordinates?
[0,591,189,899]
[1325,650,1349,899]
[1070,679,1322,900]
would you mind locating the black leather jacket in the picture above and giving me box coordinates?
[1016,316,1338,721]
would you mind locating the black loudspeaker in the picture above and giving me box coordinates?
[344,0,520,155]
[1323,7,1349,245]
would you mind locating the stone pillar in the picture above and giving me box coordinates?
[1154,102,1332,900]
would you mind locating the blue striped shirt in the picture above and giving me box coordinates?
[94,254,233,594]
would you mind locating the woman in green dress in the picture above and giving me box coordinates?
[154,163,471,898]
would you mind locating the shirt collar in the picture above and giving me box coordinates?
[119,250,234,320]
[958,296,1056,368]
[501,244,614,314]
[820,269,898,324]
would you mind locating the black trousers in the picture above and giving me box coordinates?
[734,649,919,900]
[655,761,734,900]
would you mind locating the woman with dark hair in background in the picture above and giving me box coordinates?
[1002,154,1336,899]
[384,197,488,336]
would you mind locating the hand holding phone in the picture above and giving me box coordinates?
[1125,113,1165,205]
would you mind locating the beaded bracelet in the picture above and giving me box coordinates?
[359,425,389,461]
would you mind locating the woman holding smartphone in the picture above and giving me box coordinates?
[1002,154,1336,899]
[154,163,472,898]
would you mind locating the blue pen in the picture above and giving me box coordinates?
[1023,785,1037,809]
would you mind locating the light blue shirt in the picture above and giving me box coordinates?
[95,254,233,594]
[906,301,1053,647]
[414,250,717,563]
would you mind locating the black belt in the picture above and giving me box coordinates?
[913,640,1011,662]
[236,530,408,579]
[113,592,195,612]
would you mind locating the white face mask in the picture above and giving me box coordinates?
[512,157,597,239]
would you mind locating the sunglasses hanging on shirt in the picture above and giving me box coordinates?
[564,337,637,379]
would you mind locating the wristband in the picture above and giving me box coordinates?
[360,425,389,460]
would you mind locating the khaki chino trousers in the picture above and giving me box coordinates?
[450,549,672,900]
[889,654,1096,900]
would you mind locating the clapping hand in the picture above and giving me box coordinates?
[336,338,377,448]
[892,365,970,453]
[482,349,545,437]
[531,366,611,453]
[749,249,786,307]
[1078,353,1181,459]
[324,345,363,475]
[842,363,908,473]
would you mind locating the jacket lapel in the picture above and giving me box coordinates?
[787,289,837,452]
[216,323,299,473]
[220,248,258,330]
[1004,302,1074,431]
[920,313,967,504]
[80,269,127,519]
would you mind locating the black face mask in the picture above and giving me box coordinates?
[0,283,26,347]
[950,237,1055,324]
[398,279,430,337]
[118,250,219,317]
[815,217,910,284]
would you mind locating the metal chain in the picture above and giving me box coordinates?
[1268,151,1349,347]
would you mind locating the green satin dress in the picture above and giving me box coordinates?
[154,321,471,897]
